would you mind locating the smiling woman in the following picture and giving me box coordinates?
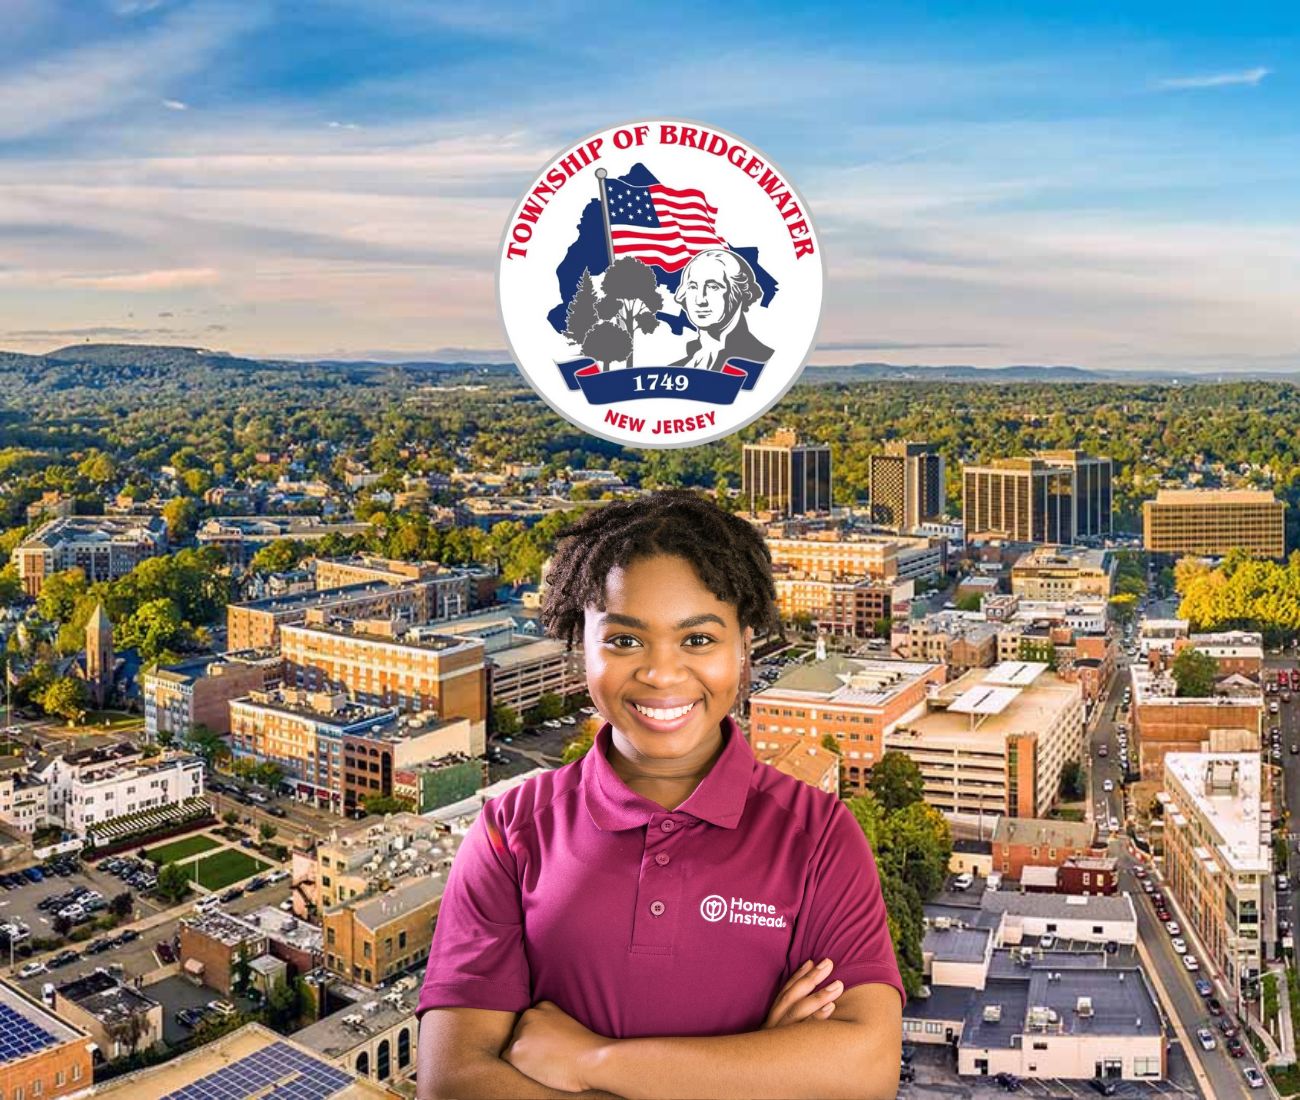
[416,490,903,1099]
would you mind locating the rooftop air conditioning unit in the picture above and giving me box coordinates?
[342,1013,364,1027]
[983,1004,1002,1023]
[1076,996,1093,1017]
[933,917,952,931]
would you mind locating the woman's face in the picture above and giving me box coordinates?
[582,554,750,762]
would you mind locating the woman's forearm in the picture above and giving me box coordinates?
[425,1052,625,1100]
[580,1017,895,1100]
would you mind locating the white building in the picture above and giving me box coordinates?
[1138,618,1188,656]
[36,744,204,835]
[1160,753,1272,991]
[981,892,1138,946]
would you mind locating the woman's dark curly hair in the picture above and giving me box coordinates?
[540,489,779,649]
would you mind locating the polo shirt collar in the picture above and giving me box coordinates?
[583,714,755,832]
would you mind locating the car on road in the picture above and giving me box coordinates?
[1165,921,1181,936]
[1195,1027,1216,1050]
[246,876,268,891]
[1183,954,1200,971]
[1195,978,1214,997]
[266,806,287,818]
[1171,937,1186,953]
[1244,1066,1265,1088]
[1098,744,1108,757]
[1227,1035,1247,1058]
[1218,1017,1240,1036]
[1103,779,1114,792]
[1207,997,1224,1016]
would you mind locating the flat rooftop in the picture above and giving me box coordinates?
[90,1022,390,1098]
[762,655,941,706]
[184,910,265,948]
[1131,662,1263,706]
[290,618,481,656]
[902,667,1079,742]
[1150,489,1281,506]
[294,986,418,1058]
[1163,753,1271,873]
[0,980,84,1066]
[58,970,158,1026]
[350,874,445,931]
[923,925,991,963]
[982,891,1136,924]
[233,579,411,614]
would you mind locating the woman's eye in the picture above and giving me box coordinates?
[606,635,639,648]
[685,633,715,646]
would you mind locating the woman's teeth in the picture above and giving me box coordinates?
[634,701,697,721]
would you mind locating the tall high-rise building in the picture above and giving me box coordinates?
[963,458,1076,545]
[1035,450,1113,539]
[869,441,945,531]
[962,450,1112,545]
[742,429,832,516]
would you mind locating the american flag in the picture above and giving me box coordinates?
[603,177,728,272]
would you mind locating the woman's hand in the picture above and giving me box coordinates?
[763,958,843,1028]
[503,1000,606,1093]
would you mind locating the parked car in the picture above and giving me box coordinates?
[18,961,46,978]
[1170,937,1186,953]
[246,876,268,892]
[117,929,140,944]
[84,938,112,955]
[175,1007,207,1029]
[266,806,287,818]
[265,869,290,884]
[559,715,577,725]
[1039,934,1056,950]
[1103,779,1114,792]
[951,873,974,891]
[1165,921,1181,936]
[207,999,237,1019]
[1087,1080,1118,1097]
[48,950,79,969]
[220,887,245,903]
[156,941,176,964]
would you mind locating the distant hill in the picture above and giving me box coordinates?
[4,342,1298,389]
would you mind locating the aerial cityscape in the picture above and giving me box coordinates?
[4,2,1299,1098]
[0,351,1299,1098]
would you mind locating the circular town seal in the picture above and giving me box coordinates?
[498,119,823,449]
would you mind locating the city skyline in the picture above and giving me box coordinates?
[1,2,1297,371]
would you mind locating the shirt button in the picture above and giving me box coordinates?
[655,852,670,866]
[661,820,676,832]
[650,900,666,916]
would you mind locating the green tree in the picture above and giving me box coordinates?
[249,539,305,575]
[1059,759,1086,799]
[162,497,198,541]
[955,593,982,612]
[265,976,302,1032]
[491,703,521,736]
[110,891,134,920]
[259,822,278,842]
[534,692,566,721]
[40,677,87,725]
[1171,646,1218,698]
[867,751,925,813]
[254,761,284,789]
[820,733,841,756]
[156,862,192,903]
[222,810,239,827]
[35,568,87,624]
[561,720,599,764]
[1109,593,1138,624]
[231,941,253,997]
[879,801,953,900]
[156,729,175,749]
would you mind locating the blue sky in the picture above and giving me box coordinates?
[1,0,1297,370]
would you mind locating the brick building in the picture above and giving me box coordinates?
[0,982,93,1098]
[143,650,282,739]
[179,911,270,995]
[14,515,168,598]
[990,817,1098,881]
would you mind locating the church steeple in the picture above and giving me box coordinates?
[85,603,114,708]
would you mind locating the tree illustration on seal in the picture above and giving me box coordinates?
[564,258,665,371]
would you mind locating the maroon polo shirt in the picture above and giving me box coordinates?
[417,715,903,1037]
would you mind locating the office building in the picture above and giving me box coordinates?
[748,657,945,794]
[766,531,946,583]
[772,574,911,637]
[742,429,833,516]
[143,650,282,739]
[1011,546,1114,600]
[14,515,168,597]
[1160,753,1271,993]
[962,459,1076,545]
[869,441,945,531]
[323,875,444,990]
[887,662,1086,819]
[281,615,487,729]
[229,687,479,815]
[1035,450,1113,540]
[1142,489,1285,559]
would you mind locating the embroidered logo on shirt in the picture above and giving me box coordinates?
[700,893,788,928]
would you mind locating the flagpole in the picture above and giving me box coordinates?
[595,168,615,269]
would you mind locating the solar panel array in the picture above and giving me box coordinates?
[161,1041,355,1100]
[0,1002,58,1063]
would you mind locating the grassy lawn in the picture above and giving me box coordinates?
[84,711,145,730]
[146,834,222,865]
[183,849,270,890]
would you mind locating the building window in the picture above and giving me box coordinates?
[399,930,407,950]
[327,928,335,945]
[398,1027,412,1068]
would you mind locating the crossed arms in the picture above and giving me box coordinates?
[417,980,902,1100]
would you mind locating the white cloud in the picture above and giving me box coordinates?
[1158,67,1271,90]
[0,3,264,141]
[65,267,221,290]
[162,98,189,111]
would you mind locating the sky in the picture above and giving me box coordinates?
[1,0,1298,371]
